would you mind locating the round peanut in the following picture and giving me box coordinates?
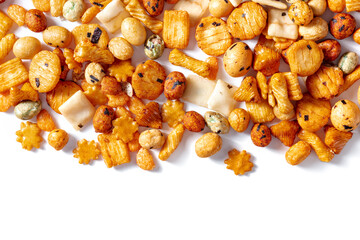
[85,63,105,85]
[164,71,186,100]
[209,0,234,18]
[204,111,230,134]
[25,9,47,32]
[331,100,360,132]
[354,28,360,45]
[48,129,69,151]
[183,111,206,132]
[108,37,134,60]
[139,129,166,149]
[251,123,272,147]
[62,0,85,22]
[93,105,115,133]
[13,37,42,59]
[318,39,341,62]
[338,52,359,75]
[285,141,311,165]
[121,17,146,46]
[228,108,250,133]
[308,0,327,16]
[43,26,72,48]
[195,133,222,158]
[299,17,328,41]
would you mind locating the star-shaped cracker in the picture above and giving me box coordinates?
[73,139,101,164]
[16,121,43,151]
[224,149,253,175]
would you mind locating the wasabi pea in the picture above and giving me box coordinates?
[15,100,42,120]
[62,0,85,22]
[338,52,358,74]
[204,111,230,134]
[144,35,165,60]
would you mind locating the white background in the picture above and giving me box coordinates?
[1,1,360,239]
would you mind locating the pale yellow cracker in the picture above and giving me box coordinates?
[74,40,114,64]
[0,10,13,43]
[16,121,43,151]
[163,10,190,49]
[112,115,139,143]
[29,50,61,93]
[7,4,26,26]
[224,149,253,175]
[81,6,100,24]
[159,124,185,161]
[98,133,131,168]
[0,58,29,93]
[73,139,101,164]
[161,100,185,128]
[125,0,163,34]
[0,34,17,62]
[107,60,135,82]
[64,48,82,74]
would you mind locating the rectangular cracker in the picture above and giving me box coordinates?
[0,58,29,93]
[163,10,190,49]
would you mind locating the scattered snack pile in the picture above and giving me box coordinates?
[1,0,360,175]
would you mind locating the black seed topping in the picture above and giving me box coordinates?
[138,73,143,77]
[227,85,233,89]
[245,45,249,50]
[304,115,309,121]
[93,2,104,7]
[156,79,163,83]
[246,66,250,70]
[299,112,302,117]
[240,67,244,71]
[172,80,184,89]
[242,13,246,18]
[341,100,347,104]
[217,130,221,134]
[322,82,327,86]
[87,32,91,38]
[61,40,64,43]
[339,25,345,32]
[45,63,48,67]
[225,0,228,3]
[295,13,298,17]
[35,78,40,88]
[212,22,217,26]
[340,16,346,20]
[257,124,262,131]
[48,42,52,45]
[343,125,353,130]
[199,23,204,27]
[152,6,156,12]
[104,108,110,115]
[90,75,99,82]
[332,18,337,23]
[148,1,150,6]
[261,130,265,134]
[307,45,312,50]
[216,23,221,26]
[35,14,41,18]
[282,12,286,16]
[229,43,237,50]
[78,124,83,128]
[260,135,266,139]
[292,18,295,22]
[91,27,102,44]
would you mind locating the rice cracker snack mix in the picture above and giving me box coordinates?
[1,0,360,175]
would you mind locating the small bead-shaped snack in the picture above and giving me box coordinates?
[93,105,115,133]
[143,0,164,16]
[286,40,324,76]
[233,76,262,103]
[16,121,43,151]
[228,108,251,133]
[163,10,190,49]
[204,111,230,134]
[183,111,205,132]
[324,125,353,154]
[224,149,253,175]
[306,65,344,100]
[285,141,312,165]
[139,129,165,149]
[29,50,61,93]
[98,133,131,168]
[329,13,356,40]
[73,139,101,165]
[132,60,166,100]
[270,120,300,147]
[48,129,69,151]
[169,49,211,79]
[251,123,272,147]
[298,129,334,162]
[37,109,56,132]
[136,148,155,171]
[296,94,331,132]
[161,100,185,128]
[159,123,185,161]
[246,101,276,123]
[112,114,139,143]
[227,2,267,40]
[195,16,233,56]
[164,71,186,100]
[288,0,313,26]
[330,99,360,132]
